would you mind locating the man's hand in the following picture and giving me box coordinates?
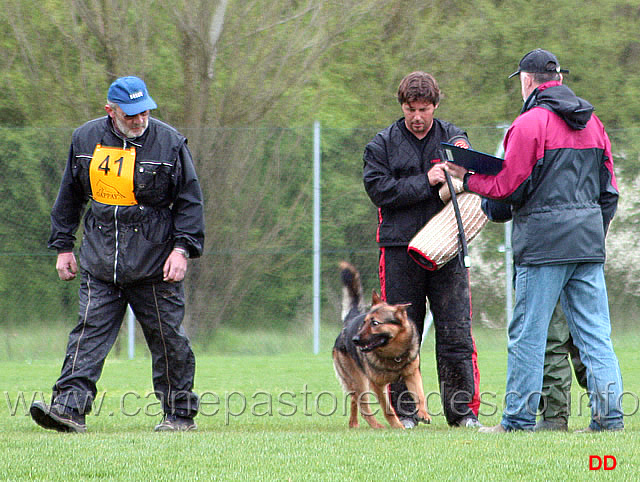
[163,249,188,283]
[427,163,447,186]
[56,252,78,281]
[444,162,469,181]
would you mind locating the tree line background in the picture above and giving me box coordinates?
[2,0,640,356]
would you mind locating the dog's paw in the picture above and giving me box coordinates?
[417,411,432,424]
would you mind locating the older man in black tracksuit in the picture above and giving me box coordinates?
[30,76,205,433]
[363,71,481,428]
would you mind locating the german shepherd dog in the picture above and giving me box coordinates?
[332,262,430,429]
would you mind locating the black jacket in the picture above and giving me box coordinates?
[363,118,467,246]
[48,116,205,284]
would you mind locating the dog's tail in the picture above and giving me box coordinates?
[339,261,364,322]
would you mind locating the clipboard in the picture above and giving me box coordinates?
[441,142,503,175]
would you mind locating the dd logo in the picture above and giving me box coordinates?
[589,455,617,470]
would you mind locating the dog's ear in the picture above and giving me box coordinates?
[371,290,383,305]
[394,303,411,319]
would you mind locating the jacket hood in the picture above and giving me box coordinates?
[522,82,594,130]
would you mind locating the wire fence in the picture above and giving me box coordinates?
[2,124,640,359]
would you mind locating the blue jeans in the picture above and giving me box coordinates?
[501,262,624,431]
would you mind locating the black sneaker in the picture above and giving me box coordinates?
[575,425,623,433]
[154,414,197,432]
[30,401,87,433]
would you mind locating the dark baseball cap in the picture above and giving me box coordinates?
[508,49,569,79]
[107,76,157,115]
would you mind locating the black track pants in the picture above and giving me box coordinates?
[379,246,480,425]
[52,272,198,418]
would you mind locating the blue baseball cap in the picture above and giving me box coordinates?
[107,76,157,115]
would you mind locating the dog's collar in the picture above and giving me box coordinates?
[366,350,419,375]
[393,349,417,365]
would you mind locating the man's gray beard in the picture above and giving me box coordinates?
[114,116,148,139]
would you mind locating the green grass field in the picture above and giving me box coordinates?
[1,327,638,480]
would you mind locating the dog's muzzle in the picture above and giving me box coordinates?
[352,334,389,352]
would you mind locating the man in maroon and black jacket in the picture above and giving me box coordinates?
[363,71,481,428]
[447,49,623,432]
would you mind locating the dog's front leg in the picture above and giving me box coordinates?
[404,364,431,424]
[371,384,404,428]
[357,389,386,429]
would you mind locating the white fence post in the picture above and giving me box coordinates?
[495,125,513,324]
[127,305,135,359]
[313,121,321,354]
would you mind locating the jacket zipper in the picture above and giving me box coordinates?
[112,137,128,284]
[113,205,119,284]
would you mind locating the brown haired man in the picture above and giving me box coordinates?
[363,71,481,428]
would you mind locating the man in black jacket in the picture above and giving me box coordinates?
[30,76,205,433]
[363,71,481,428]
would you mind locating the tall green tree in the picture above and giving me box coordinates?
[1,0,640,339]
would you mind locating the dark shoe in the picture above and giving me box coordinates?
[478,423,507,433]
[154,414,197,432]
[534,419,568,432]
[575,425,624,433]
[456,416,483,428]
[30,401,87,433]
